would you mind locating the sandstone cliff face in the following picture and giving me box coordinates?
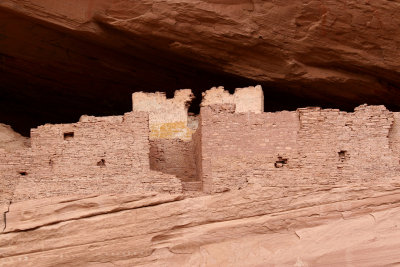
[101,0,400,96]
[0,124,28,152]
[1,1,400,266]
[1,0,400,133]
[1,185,400,266]
[0,105,400,267]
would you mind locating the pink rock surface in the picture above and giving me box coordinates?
[2,0,400,133]
[0,124,28,152]
[1,1,400,266]
[1,89,400,265]
[1,184,400,266]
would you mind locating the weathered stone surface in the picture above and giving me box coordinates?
[0,124,28,152]
[0,124,29,211]
[1,1,400,265]
[5,88,400,201]
[1,184,400,266]
[1,0,400,133]
[132,90,195,140]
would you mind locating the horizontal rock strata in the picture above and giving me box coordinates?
[1,184,400,266]
[2,0,400,133]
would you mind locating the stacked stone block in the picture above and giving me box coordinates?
[2,85,400,201]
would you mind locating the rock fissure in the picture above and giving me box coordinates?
[2,199,11,232]
[1,187,400,265]
[2,196,183,235]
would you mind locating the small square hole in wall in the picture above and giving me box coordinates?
[64,132,74,141]
[19,171,27,176]
[274,156,288,168]
[97,159,106,167]
[338,150,348,162]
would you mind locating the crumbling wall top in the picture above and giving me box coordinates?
[201,85,263,114]
[132,89,195,140]
[79,115,124,123]
[132,90,193,123]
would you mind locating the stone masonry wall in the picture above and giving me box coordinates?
[149,139,197,181]
[0,149,30,207]
[200,104,300,193]
[0,124,30,207]
[199,103,400,193]
[297,105,399,185]
[202,85,264,114]
[132,89,195,140]
[3,85,400,200]
[12,112,182,202]
[143,86,265,186]
[133,89,201,184]
[389,112,400,159]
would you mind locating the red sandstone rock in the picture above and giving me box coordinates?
[1,0,400,132]
[0,124,28,152]
[1,185,400,266]
[1,87,400,265]
[1,1,400,265]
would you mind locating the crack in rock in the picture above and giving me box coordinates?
[2,199,12,232]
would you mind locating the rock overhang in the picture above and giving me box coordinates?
[2,1,400,136]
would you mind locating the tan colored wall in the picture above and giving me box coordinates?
[200,104,299,192]
[144,85,264,186]
[199,103,400,193]
[0,125,30,207]
[149,139,197,181]
[0,149,30,207]
[135,89,202,183]
[192,125,203,190]
[297,105,398,184]
[201,85,263,114]
[3,85,400,200]
[132,89,195,140]
[389,112,400,159]
[12,112,182,202]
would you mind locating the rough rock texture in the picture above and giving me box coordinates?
[1,184,400,266]
[2,1,400,265]
[2,0,400,134]
[202,85,264,114]
[6,111,182,203]
[0,124,29,211]
[6,87,400,200]
[1,87,400,265]
[132,90,195,140]
[97,0,400,104]
[0,124,28,152]
[200,103,400,193]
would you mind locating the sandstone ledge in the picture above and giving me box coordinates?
[1,184,400,266]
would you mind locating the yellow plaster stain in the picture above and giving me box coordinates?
[150,121,194,140]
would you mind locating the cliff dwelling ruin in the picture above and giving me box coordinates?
[2,85,400,205]
[3,1,400,264]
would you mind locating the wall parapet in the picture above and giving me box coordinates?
[132,89,195,140]
[201,85,263,114]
